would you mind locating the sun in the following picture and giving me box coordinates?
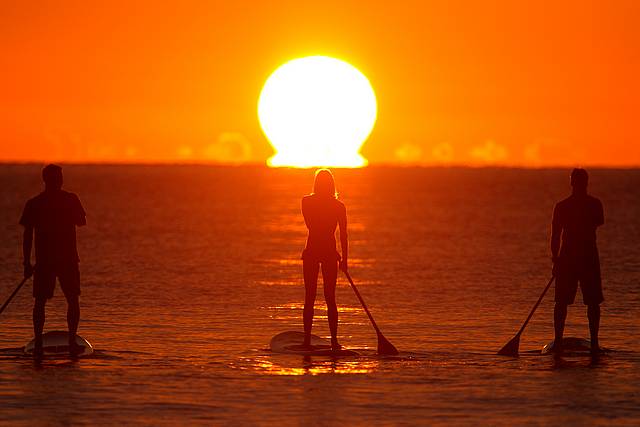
[258,56,377,168]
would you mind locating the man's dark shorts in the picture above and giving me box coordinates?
[555,252,603,306]
[33,263,80,300]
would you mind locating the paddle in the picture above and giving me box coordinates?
[497,275,556,356]
[343,271,399,355]
[0,276,30,316]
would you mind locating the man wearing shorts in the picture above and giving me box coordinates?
[551,168,604,355]
[20,164,86,358]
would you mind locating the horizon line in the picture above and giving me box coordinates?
[1,160,639,170]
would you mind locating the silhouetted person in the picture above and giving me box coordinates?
[20,164,86,358]
[551,168,604,356]
[301,169,348,350]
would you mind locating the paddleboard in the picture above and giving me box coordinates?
[541,337,592,356]
[24,331,94,357]
[270,331,359,357]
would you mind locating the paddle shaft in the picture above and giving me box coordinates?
[0,276,29,315]
[515,275,556,337]
[344,271,383,336]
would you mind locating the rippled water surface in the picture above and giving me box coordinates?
[1,165,639,425]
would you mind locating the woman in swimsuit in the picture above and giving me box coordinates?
[301,169,348,350]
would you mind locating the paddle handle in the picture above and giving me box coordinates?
[344,271,382,335]
[0,276,29,315]
[516,275,555,336]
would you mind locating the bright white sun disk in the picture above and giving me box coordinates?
[258,56,377,168]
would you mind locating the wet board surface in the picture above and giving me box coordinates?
[541,337,593,356]
[270,331,359,356]
[24,331,94,358]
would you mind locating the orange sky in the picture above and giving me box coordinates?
[1,1,638,166]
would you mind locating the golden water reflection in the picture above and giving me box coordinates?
[241,356,379,376]
[265,303,364,314]
[264,302,368,325]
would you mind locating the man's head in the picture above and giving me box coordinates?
[570,168,588,192]
[42,164,63,190]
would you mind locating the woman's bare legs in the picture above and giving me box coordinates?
[303,260,320,347]
[322,260,340,349]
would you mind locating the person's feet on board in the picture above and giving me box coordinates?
[301,334,313,350]
[551,339,564,358]
[590,340,604,357]
[68,335,84,357]
[330,338,342,351]
[33,335,44,360]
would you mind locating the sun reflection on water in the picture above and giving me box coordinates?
[235,356,379,376]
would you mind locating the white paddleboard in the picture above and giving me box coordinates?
[270,331,359,357]
[541,337,592,356]
[24,331,94,357]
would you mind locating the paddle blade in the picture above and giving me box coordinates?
[497,334,520,357]
[377,332,399,356]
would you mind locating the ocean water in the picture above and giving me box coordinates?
[0,165,639,426]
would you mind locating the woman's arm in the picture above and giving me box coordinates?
[23,226,34,278]
[338,203,348,272]
[301,197,311,229]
